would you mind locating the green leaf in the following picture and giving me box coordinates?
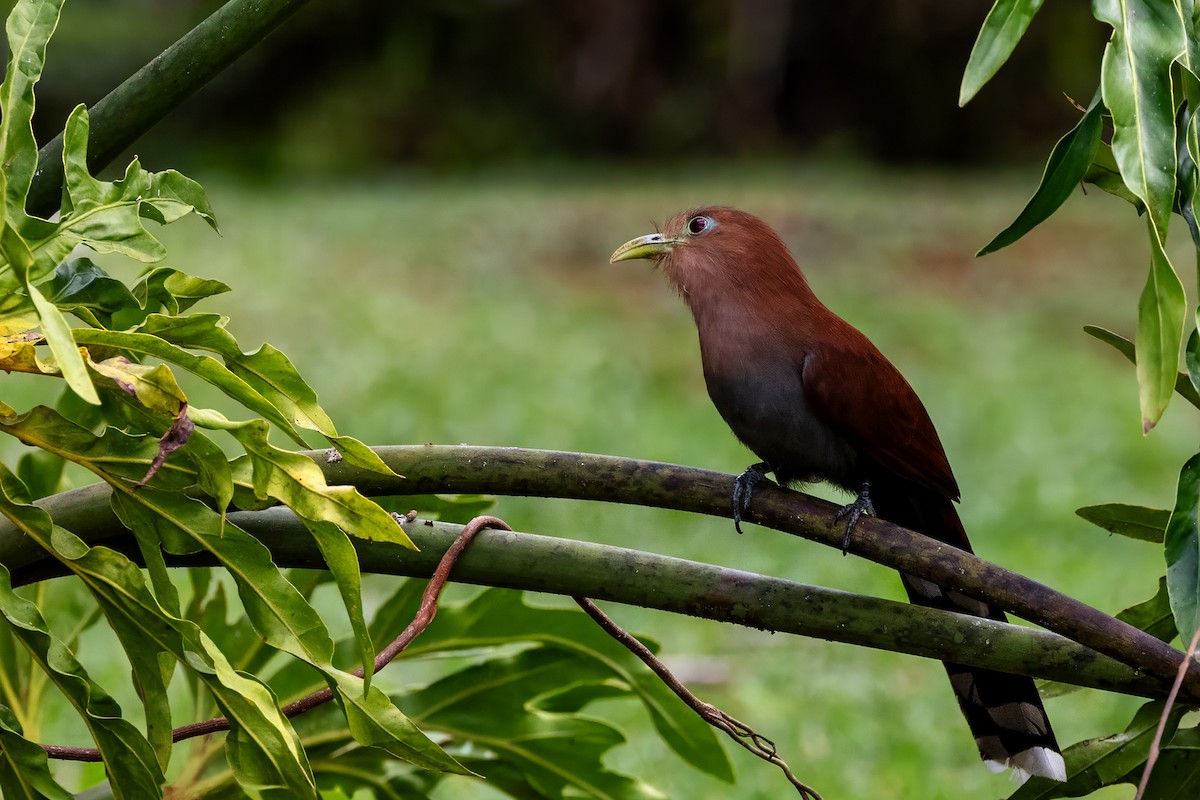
[1094,0,1184,236]
[376,588,732,783]
[70,327,309,447]
[88,357,186,417]
[15,449,62,500]
[298,518,373,689]
[1166,453,1200,639]
[0,0,64,222]
[959,0,1045,106]
[404,647,664,799]
[0,705,74,800]
[1075,503,1170,542]
[109,486,336,666]
[1009,701,1185,799]
[1188,327,1200,400]
[139,314,397,476]
[1134,746,1200,799]
[0,472,163,800]
[328,670,471,775]
[1116,576,1178,643]
[133,267,229,316]
[1084,324,1200,409]
[198,411,414,550]
[1092,0,1188,430]
[1083,157,1147,211]
[1135,225,1187,431]
[41,258,139,324]
[0,223,99,404]
[977,94,1102,255]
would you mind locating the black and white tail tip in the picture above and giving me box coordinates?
[984,747,1067,784]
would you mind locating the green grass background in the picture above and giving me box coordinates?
[16,162,1200,798]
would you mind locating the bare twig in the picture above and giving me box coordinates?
[575,596,823,800]
[42,514,505,763]
[1134,623,1200,800]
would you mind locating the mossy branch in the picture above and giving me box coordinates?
[0,445,1191,703]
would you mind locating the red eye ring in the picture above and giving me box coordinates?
[686,215,713,235]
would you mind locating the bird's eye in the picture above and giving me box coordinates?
[686,215,714,236]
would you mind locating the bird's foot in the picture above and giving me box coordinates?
[834,481,874,554]
[732,462,772,534]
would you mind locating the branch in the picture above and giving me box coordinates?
[318,445,1200,700]
[27,0,313,217]
[0,495,1170,700]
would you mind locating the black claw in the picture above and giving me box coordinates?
[834,481,875,554]
[732,462,771,534]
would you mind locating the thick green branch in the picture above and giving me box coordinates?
[0,498,1162,699]
[28,0,312,217]
[318,445,1200,700]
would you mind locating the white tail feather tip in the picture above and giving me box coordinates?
[985,748,1066,784]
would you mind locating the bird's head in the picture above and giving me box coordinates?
[609,206,810,302]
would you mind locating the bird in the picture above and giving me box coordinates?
[610,206,1066,783]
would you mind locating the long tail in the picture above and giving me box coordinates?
[869,480,1066,783]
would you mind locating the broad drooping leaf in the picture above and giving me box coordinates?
[977,94,1102,256]
[1093,0,1187,431]
[373,586,732,783]
[1009,701,1186,800]
[1075,503,1170,543]
[1084,324,1200,410]
[960,0,1045,106]
[403,647,664,799]
[1116,577,1179,643]
[1166,454,1200,640]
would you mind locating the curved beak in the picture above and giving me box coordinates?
[609,233,680,263]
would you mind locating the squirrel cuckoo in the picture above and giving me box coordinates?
[610,207,1065,783]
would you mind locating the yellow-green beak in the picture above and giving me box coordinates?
[609,233,679,263]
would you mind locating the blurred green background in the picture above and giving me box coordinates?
[9,1,1200,798]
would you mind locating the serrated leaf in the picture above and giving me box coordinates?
[70,327,308,447]
[1084,324,1200,409]
[0,0,64,223]
[959,0,1045,106]
[978,94,1102,255]
[1116,577,1179,642]
[143,169,218,231]
[1166,453,1200,639]
[88,357,186,417]
[1,223,98,404]
[140,314,397,476]
[133,267,229,316]
[201,412,414,550]
[1009,701,1184,799]
[1076,503,1170,542]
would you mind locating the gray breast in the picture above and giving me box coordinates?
[702,351,857,486]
